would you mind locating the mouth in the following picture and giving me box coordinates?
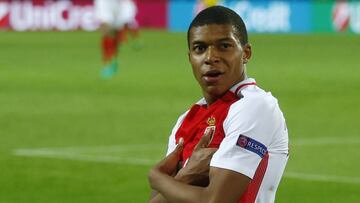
[202,70,224,83]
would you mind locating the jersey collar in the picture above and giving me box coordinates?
[230,78,257,96]
[195,78,257,105]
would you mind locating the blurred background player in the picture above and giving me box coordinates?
[195,0,221,14]
[94,0,140,79]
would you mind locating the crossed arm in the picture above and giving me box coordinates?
[148,134,251,203]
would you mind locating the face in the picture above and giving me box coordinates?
[188,24,251,105]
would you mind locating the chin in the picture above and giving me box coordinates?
[204,86,226,98]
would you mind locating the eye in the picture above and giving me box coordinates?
[193,44,207,53]
[220,43,232,49]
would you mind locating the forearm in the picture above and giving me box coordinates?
[148,135,220,203]
[149,169,208,203]
[149,171,201,203]
[149,167,250,203]
[149,192,168,203]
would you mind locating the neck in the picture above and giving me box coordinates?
[203,72,248,106]
[204,93,218,107]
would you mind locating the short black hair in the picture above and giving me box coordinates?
[187,5,248,47]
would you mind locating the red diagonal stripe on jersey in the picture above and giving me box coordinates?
[239,152,269,203]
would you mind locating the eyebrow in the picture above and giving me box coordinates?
[191,37,235,45]
[217,37,234,42]
[191,40,206,45]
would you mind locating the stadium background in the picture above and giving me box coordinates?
[0,0,359,202]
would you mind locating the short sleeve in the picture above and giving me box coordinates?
[210,93,281,179]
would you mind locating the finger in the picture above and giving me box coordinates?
[194,127,214,151]
[173,137,184,157]
[165,137,184,161]
[155,138,184,175]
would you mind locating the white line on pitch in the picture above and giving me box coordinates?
[284,171,360,185]
[14,148,360,185]
[13,146,162,166]
[291,136,360,146]
[15,144,166,153]
[12,139,360,185]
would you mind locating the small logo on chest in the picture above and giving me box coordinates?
[207,116,216,126]
[205,116,216,143]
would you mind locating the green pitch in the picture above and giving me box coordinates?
[0,30,359,203]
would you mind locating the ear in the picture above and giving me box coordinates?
[188,50,191,62]
[242,43,252,64]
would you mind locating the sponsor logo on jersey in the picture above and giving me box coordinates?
[236,134,267,158]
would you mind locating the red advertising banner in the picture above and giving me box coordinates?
[0,0,168,31]
[136,0,167,29]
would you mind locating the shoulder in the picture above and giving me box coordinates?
[176,110,190,125]
[223,85,286,142]
[229,85,279,120]
[223,84,288,148]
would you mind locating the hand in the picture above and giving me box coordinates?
[176,129,217,187]
[149,137,184,187]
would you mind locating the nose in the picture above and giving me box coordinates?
[204,46,220,65]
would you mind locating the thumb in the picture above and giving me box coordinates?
[173,137,184,156]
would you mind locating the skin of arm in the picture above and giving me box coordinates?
[148,134,251,203]
[150,166,250,203]
[149,132,217,203]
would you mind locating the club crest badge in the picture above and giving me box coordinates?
[205,116,216,144]
[207,116,216,126]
